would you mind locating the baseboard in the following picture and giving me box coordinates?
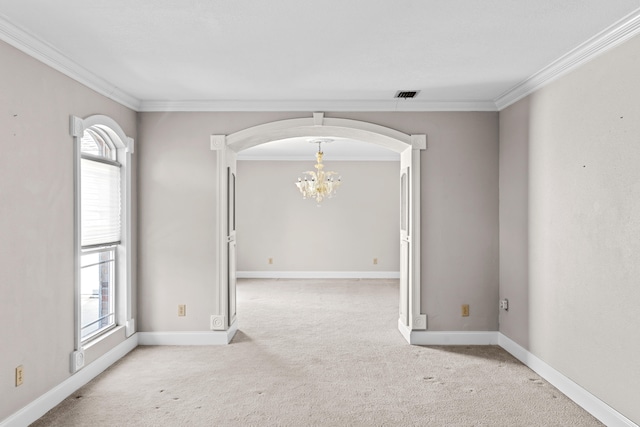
[237,271,400,279]
[138,322,238,346]
[5,327,634,427]
[397,326,637,426]
[498,334,637,427]
[1,334,139,427]
[408,330,500,345]
[397,318,412,343]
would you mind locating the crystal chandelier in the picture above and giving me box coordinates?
[295,139,341,203]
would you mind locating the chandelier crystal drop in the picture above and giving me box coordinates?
[295,139,341,204]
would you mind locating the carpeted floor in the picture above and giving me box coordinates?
[32,279,602,426]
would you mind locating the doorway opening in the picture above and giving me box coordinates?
[211,113,426,343]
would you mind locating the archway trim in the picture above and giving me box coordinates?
[225,113,422,153]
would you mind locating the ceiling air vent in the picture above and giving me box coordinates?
[395,90,420,99]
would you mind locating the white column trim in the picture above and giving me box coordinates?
[411,134,427,150]
[211,134,230,330]
[409,136,426,330]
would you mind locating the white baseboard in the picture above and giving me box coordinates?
[397,318,412,343]
[4,327,635,427]
[138,322,238,346]
[1,335,139,427]
[498,334,637,427]
[237,271,400,279]
[397,326,637,427]
[408,330,500,345]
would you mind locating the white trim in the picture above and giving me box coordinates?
[411,134,428,151]
[138,326,238,346]
[3,6,639,114]
[237,271,400,279]
[407,331,500,346]
[396,328,638,427]
[0,15,140,111]
[139,99,498,112]
[0,335,138,427]
[70,114,135,353]
[495,8,640,110]
[2,329,635,427]
[237,154,400,162]
[226,116,412,153]
[498,334,638,427]
[397,318,412,343]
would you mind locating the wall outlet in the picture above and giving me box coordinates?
[461,304,470,317]
[268,258,273,264]
[15,366,24,387]
[500,299,509,311]
[373,258,378,265]
[178,304,186,316]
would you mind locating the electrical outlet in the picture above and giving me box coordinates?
[178,304,186,316]
[268,258,273,265]
[15,366,24,386]
[500,299,509,311]
[373,258,378,265]
[461,304,470,317]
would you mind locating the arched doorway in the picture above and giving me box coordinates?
[210,113,426,343]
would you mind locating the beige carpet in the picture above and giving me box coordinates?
[32,279,602,426]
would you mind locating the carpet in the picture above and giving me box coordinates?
[32,278,602,426]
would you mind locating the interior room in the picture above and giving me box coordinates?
[1,2,639,426]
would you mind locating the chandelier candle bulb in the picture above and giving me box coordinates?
[295,139,341,204]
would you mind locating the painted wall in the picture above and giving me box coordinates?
[0,40,137,420]
[236,160,399,273]
[498,99,530,348]
[499,35,640,423]
[137,111,499,333]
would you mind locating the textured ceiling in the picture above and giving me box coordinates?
[1,0,640,112]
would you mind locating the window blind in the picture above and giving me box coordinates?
[81,158,121,247]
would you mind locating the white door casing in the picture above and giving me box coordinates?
[210,135,237,330]
[401,136,427,330]
[212,113,427,337]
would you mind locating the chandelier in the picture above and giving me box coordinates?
[295,139,341,203]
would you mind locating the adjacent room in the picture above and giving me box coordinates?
[1,1,639,426]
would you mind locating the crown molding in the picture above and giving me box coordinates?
[4,6,639,114]
[0,13,141,111]
[138,99,498,112]
[495,8,640,110]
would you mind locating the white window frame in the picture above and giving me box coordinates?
[70,115,134,370]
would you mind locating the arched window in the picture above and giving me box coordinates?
[71,116,134,365]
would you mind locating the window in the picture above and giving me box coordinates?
[73,116,133,350]
[79,128,121,341]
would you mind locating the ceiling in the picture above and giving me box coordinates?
[2,1,640,160]
[1,1,640,113]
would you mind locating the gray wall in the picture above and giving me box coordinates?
[499,35,640,423]
[236,160,399,273]
[0,40,137,420]
[137,111,499,333]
